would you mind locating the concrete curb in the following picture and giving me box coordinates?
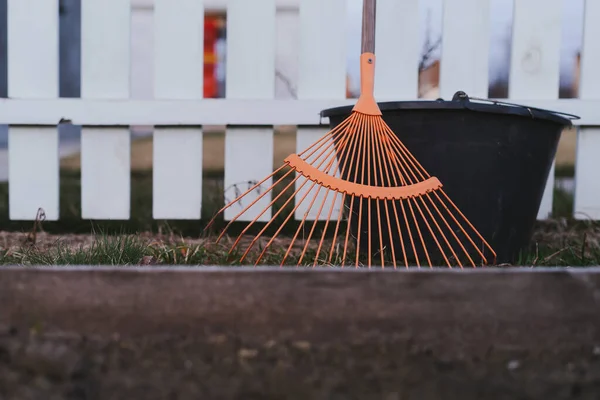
[1,266,599,349]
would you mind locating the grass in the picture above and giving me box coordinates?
[0,168,595,267]
[1,234,150,266]
[0,124,592,267]
[1,217,600,267]
[0,231,347,267]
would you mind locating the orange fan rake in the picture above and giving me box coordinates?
[204,0,496,268]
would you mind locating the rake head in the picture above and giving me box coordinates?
[204,91,497,268]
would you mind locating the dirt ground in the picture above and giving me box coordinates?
[1,327,599,400]
[1,268,600,399]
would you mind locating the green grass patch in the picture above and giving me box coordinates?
[0,224,598,267]
[0,232,355,267]
[1,235,149,266]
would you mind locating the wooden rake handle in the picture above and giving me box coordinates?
[361,0,376,53]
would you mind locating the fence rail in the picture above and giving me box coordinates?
[2,0,600,223]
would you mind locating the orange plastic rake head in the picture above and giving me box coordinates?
[204,0,497,268]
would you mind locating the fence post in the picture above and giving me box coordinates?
[80,0,131,220]
[294,0,346,221]
[439,0,490,99]
[223,0,276,222]
[508,0,563,220]
[574,0,600,219]
[7,0,60,220]
[153,0,205,220]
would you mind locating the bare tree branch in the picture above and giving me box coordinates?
[275,69,297,99]
[419,37,442,72]
[419,9,441,72]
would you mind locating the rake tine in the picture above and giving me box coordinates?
[216,169,296,244]
[327,115,364,265]
[281,186,323,267]
[298,188,331,265]
[204,164,287,234]
[314,190,340,267]
[254,179,318,265]
[420,195,465,268]
[412,196,452,267]
[238,176,309,263]
[230,131,349,255]
[314,125,361,266]
[374,128,398,268]
[342,195,355,268]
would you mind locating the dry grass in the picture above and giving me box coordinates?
[0,218,599,266]
[0,231,351,267]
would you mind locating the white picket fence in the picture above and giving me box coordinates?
[1,0,600,222]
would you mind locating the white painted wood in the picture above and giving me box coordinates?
[439,0,490,99]
[295,0,346,220]
[81,0,131,100]
[274,9,300,99]
[80,129,131,219]
[373,0,420,100]
[81,0,131,219]
[224,128,274,221]
[154,0,204,100]
[574,0,600,220]
[7,0,59,220]
[574,129,600,219]
[297,0,346,100]
[223,0,276,222]
[153,0,204,219]
[509,0,562,220]
[225,0,275,99]
[153,129,203,219]
[0,98,592,126]
[131,5,154,101]
[7,0,58,99]
[132,0,300,12]
[8,129,59,220]
[577,0,600,101]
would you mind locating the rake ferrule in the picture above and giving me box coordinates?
[352,53,382,116]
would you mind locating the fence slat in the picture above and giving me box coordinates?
[81,0,131,219]
[223,0,276,222]
[373,0,419,100]
[574,0,600,220]
[7,0,59,220]
[1,98,599,126]
[439,0,490,99]
[295,0,346,221]
[153,0,204,220]
[509,0,562,220]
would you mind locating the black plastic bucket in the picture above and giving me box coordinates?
[320,91,578,265]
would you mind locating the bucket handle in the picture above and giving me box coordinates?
[451,91,581,121]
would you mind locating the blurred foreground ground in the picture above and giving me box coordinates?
[1,267,599,400]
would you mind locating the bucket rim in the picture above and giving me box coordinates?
[320,91,579,127]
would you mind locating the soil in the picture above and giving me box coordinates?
[1,268,600,399]
[1,327,599,400]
